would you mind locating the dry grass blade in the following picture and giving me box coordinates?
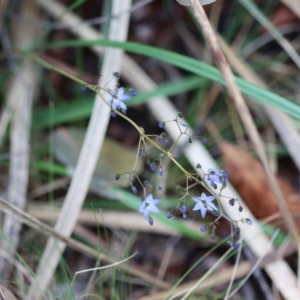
[181,230,278,299]
[0,0,40,280]
[0,197,170,289]
[218,35,300,173]
[238,0,300,69]
[0,285,17,300]
[28,206,201,235]
[26,1,132,299]
[139,239,296,300]
[34,0,300,298]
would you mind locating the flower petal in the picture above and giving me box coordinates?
[205,195,216,202]
[200,206,207,218]
[151,199,160,205]
[193,201,204,211]
[143,209,149,219]
[139,201,145,213]
[192,197,199,203]
[122,94,131,101]
[149,206,160,213]
[118,101,127,111]
[145,194,153,203]
[206,201,217,211]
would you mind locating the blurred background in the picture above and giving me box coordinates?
[0,0,300,299]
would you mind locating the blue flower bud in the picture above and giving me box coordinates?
[181,205,187,213]
[200,225,207,232]
[158,168,163,176]
[189,137,193,143]
[110,111,117,117]
[182,213,188,221]
[246,218,252,225]
[229,199,235,206]
[131,186,137,194]
[137,149,143,157]
[148,216,153,226]
[167,212,173,219]
[239,206,243,212]
[235,228,240,238]
[177,112,183,118]
[129,88,136,96]
[200,137,207,144]
[81,85,87,91]
[212,210,218,217]
[150,162,157,172]
[196,163,201,169]
[156,185,162,190]
[113,72,120,79]
[158,122,165,128]
[232,242,239,249]
[210,234,216,240]
[180,121,187,127]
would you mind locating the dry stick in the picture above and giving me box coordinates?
[0,0,40,279]
[0,197,170,289]
[189,0,300,249]
[26,2,133,299]
[217,35,300,174]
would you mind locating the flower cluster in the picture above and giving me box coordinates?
[105,75,251,247]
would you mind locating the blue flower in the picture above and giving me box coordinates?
[108,87,131,117]
[207,168,228,189]
[192,193,217,218]
[139,194,160,220]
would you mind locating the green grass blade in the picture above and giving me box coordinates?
[33,76,207,129]
[41,39,300,119]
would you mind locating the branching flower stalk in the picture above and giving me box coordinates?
[30,52,251,245]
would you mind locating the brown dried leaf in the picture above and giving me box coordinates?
[220,142,300,230]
